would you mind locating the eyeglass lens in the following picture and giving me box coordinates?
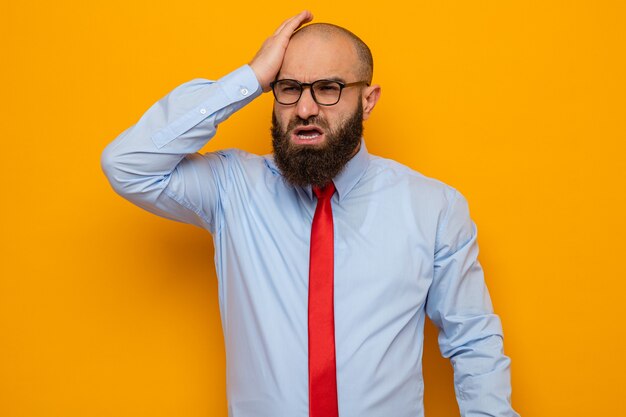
[274,80,343,105]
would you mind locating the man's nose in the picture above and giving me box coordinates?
[296,86,320,120]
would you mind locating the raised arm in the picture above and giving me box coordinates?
[100,11,313,232]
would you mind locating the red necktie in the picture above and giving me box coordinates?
[309,183,339,417]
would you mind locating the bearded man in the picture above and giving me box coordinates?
[101,11,518,417]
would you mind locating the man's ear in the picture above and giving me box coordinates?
[362,84,381,120]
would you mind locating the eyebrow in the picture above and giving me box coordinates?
[276,75,347,84]
[324,76,347,83]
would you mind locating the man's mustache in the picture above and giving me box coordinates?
[287,116,329,131]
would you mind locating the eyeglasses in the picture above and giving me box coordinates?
[270,79,370,106]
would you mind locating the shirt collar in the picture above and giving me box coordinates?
[266,138,370,202]
[330,138,369,202]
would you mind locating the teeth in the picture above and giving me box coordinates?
[298,132,321,139]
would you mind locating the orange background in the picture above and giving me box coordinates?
[1,1,625,416]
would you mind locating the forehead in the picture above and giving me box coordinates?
[278,33,359,82]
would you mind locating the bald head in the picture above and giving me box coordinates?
[290,23,374,84]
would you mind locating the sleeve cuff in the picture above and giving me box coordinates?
[150,65,262,149]
[217,64,262,102]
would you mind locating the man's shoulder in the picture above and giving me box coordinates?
[366,154,458,197]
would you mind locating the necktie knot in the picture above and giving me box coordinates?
[313,182,336,200]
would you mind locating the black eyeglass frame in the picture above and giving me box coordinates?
[269,79,370,106]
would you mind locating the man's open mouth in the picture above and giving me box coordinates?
[293,126,324,140]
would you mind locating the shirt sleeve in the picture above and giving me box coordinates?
[100,65,262,233]
[425,188,520,417]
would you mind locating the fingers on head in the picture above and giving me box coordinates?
[273,11,312,37]
[273,18,291,36]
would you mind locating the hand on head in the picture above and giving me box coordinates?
[250,11,313,92]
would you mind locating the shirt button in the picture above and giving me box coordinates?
[240,88,249,96]
[200,108,207,114]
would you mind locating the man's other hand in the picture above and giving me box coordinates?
[250,11,313,92]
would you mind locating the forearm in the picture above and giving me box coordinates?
[100,65,261,227]
[449,328,518,416]
[101,65,259,194]
[436,306,516,416]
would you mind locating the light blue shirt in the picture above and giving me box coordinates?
[101,65,518,417]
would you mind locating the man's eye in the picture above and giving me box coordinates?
[318,84,340,92]
[280,86,299,93]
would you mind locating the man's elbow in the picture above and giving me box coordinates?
[101,142,172,206]
[100,142,147,197]
[100,141,126,193]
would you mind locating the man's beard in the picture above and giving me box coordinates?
[271,104,363,188]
